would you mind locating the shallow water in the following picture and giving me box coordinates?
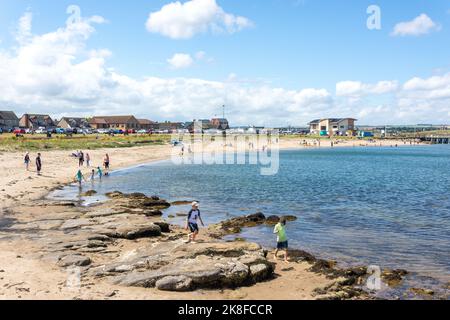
[51,145,450,295]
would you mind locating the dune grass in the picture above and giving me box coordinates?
[0,133,172,152]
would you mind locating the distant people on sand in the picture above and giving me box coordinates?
[273,217,289,263]
[36,153,42,176]
[24,152,30,171]
[185,202,205,244]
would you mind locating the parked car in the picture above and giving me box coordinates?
[35,127,46,134]
[137,129,147,134]
[13,128,26,134]
[96,129,109,134]
[55,128,66,134]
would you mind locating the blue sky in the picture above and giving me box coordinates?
[0,0,449,125]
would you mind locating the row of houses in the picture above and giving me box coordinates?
[0,111,230,132]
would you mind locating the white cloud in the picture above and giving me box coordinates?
[167,53,194,69]
[145,0,253,39]
[16,11,33,44]
[1,11,449,127]
[336,80,398,97]
[402,73,450,100]
[392,14,440,37]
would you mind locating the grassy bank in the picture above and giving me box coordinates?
[0,133,172,151]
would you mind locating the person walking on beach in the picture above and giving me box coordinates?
[36,153,42,176]
[90,169,95,182]
[185,202,205,244]
[273,217,289,263]
[24,152,30,171]
[86,153,91,167]
[75,169,85,186]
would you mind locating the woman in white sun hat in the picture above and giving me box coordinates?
[185,201,205,243]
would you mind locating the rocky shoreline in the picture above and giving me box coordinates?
[0,190,446,300]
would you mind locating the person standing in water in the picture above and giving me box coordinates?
[273,217,289,263]
[90,169,95,181]
[24,152,30,171]
[75,169,85,186]
[97,166,103,180]
[36,153,42,175]
[185,202,205,243]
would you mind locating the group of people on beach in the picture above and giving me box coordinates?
[24,152,42,175]
[184,202,289,262]
[23,151,111,185]
[75,151,90,167]
[74,153,110,185]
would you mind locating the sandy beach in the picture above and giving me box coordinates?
[0,137,424,300]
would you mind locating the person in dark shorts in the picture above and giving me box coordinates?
[104,153,110,169]
[79,151,84,167]
[185,202,205,243]
[273,217,289,263]
[36,153,42,175]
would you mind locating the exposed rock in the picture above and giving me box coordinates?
[283,215,298,222]
[81,190,97,197]
[382,269,408,287]
[214,213,298,236]
[154,222,170,233]
[216,213,266,235]
[265,216,281,225]
[105,191,124,198]
[60,219,94,230]
[105,224,162,240]
[106,192,171,210]
[265,215,298,225]
[309,259,337,275]
[249,264,273,282]
[104,242,274,291]
[410,288,435,296]
[58,254,91,267]
[156,276,193,292]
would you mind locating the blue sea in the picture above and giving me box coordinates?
[51,145,450,297]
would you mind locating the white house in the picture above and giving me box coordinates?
[309,118,357,136]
